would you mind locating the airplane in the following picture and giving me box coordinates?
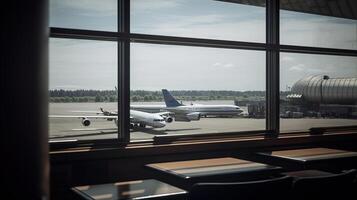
[131,89,244,120]
[131,102,200,122]
[162,89,244,117]
[98,108,174,129]
[130,104,166,113]
[50,108,174,130]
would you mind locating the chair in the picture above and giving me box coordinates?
[188,175,293,200]
[292,169,357,200]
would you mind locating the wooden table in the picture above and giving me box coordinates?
[146,157,282,189]
[257,148,357,170]
[72,179,187,200]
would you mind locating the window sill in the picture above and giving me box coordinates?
[50,129,357,163]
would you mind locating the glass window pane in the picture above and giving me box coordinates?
[50,0,117,31]
[280,53,357,133]
[281,2,357,50]
[49,38,118,141]
[131,0,265,43]
[130,43,266,141]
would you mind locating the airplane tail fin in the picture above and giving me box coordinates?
[162,89,183,107]
[100,107,110,116]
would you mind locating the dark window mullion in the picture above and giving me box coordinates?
[49,27,119,41]
[266,0,280,137]
[129,33,267,51]
[118,0,130,143]
[280,44,357,57]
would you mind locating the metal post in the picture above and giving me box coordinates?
[4,0,49,198]
[118,0,130,142]
[266,0,280,137]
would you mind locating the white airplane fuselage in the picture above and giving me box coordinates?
[130,110,166,128]
[131,104,243,116]
[130,105,166,113]
[166,104,243,116]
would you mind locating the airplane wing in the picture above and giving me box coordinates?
[156,111,174,116]
[161,109,201,122]
[49,115,117,119]
[71,128,117,131]
[70,111,103,114]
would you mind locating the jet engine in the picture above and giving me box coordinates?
[165,116,174,123]
[186,112,201,121]
[130,123,135,129]
[81,118,91,126]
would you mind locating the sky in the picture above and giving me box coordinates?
[49,0,357,91]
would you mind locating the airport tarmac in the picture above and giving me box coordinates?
[49,102,357,141]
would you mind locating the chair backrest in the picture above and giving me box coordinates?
[292,169,357,200]
[188,175,293,200]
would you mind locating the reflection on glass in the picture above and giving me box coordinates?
[130,43,266,140]
[49,38,118,141]
[50,0,117,31]
[281,9,357,50]
[280,53,357,133]
[131,0,265,42]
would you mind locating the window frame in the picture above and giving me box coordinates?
[49,0,357,148]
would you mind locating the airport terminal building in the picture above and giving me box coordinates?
[284,75,357,118]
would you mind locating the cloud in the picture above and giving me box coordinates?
[50,2,357,91]
[289,64,326,74]
[223,63,234,68]
[212,62,234,69]
[131,0,182,11]
[49,38,117,90]
[173,14,226,26]
[289,64,305,72]
[59,0,117,16]
[213,62,221,67]
[53,85,81,90]
[281,10,357,50]
[281,56,294,62]
[131,1,265,42]
[130,43,265,91]
[145,17,265,42]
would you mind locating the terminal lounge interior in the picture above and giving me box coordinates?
[4,0,357,199]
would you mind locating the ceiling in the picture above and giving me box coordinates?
[217,0,357,20]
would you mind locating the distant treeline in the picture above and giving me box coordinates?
[50,90,117,103]
[49,89,289,103]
